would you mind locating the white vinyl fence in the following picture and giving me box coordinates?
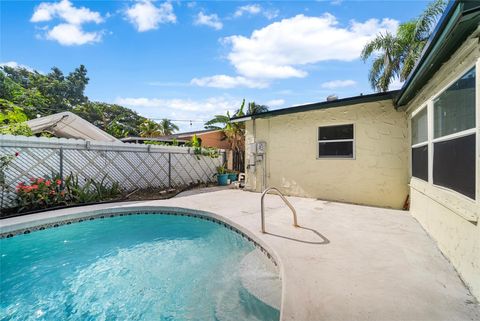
[0,135,225,211]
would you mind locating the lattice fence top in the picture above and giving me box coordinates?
[0,135,224,211]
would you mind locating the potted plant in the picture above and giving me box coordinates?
[227,169,238,182]
[214,165,229,186]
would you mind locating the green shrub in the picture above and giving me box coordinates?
[15,173,122,212]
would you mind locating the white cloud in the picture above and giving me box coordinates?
[224,14,398,80]
[194,12,223,30]
[125,0,176,32]
[263,9,279,20]
[0,61,35,72]
[193,13,397,89]
[266,99,285,107]
[234,4,261,17]
[190,75,268,89]
[321,79,357,89]
[115,96,242,131]
[31,0,103,24]
[46,23,102,46]
[30,0,104,46]
[233,4,278,20]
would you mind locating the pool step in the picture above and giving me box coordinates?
[214,281,280,321]
[239,249,282,310]
[214,249,281,321]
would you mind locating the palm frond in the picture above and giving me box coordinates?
[414,0,446,41]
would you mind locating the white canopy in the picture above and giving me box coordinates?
[26,112,120,142]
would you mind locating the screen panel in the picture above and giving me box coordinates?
[433,134,476,199]
[412,145,428,181]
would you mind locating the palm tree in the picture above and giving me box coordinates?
[247,102,269,115]
[204,114,231,131]
[204,100,246,153]
[139,120,162,137]
[362,0,446,92]
[361,31,402,92]
[158,118,179,136]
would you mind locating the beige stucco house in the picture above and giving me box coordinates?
[232,0,480,300]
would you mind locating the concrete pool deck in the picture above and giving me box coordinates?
[1,188,479,321]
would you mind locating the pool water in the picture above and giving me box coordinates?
[0,214,280,321]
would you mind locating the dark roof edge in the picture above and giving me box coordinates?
[395,0,480,107]
[230,90,399,121]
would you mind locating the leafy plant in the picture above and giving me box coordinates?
[0,100,33,136]
[15,173,122,212]
[0,122,33,136]
[193,146,220,159]
[1,152,19,210]
[64,174,121,204]
[15,176,66,211]
[216,165,227,175]
[144,140,169,146]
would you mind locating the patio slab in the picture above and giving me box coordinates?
[1,188,479,321]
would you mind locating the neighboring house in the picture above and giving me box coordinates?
[232,0,480,299]
[26,112,120,143]
[122,129,230,149]
[176,129,230,149]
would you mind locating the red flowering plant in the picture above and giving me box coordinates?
[15,173,122,212]
[15,175,68,211]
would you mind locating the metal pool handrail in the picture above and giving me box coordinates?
[261,187,299,233]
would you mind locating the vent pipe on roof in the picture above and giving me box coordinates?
[326,94,338,101]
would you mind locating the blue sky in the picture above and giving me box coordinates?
[1,0,429,131]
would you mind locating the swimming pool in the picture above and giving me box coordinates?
[0,212,281,321]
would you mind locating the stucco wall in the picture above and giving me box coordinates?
[405,35,480,299]
[245,99,409,209]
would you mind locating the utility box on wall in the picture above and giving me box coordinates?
[250,142,266,155]
[247,142,267,173]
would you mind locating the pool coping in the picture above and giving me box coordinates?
[0,203,286,318]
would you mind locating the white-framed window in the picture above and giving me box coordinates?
[432,67,476,199]
[317,124,354,159]
[410,65,477,200]
[411,106,428,181]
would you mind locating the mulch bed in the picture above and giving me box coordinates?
[0,183,218,219]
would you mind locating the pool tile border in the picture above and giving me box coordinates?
[0,207,278,267]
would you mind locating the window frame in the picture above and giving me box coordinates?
[410,105,429,182]
[317,123,355,160]
[409,61,478,203]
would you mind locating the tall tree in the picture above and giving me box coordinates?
[361,0,446,92]
[74,102,147,138]
[0,65,151,138]
[0,64,89,116]
[139,120,163,137]
[361,32,402,92]
[247,101,269,115]
[204,100,246,153]
[158,118,179,136]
